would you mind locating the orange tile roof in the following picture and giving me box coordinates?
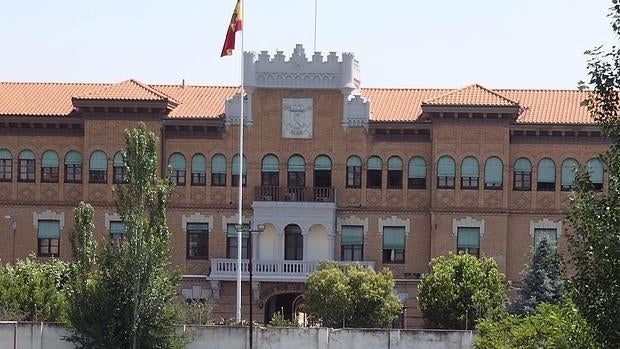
[422,84,519,107]
[74,79,178,105]
[153,85,237,118]
[0,80,594,124]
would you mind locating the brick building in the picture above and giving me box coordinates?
[0,44,609,327]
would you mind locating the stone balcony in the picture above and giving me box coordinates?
[254,186,335,203]
[209,259,376,282]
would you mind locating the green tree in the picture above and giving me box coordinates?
[66,123,183,349]
[303,262,402,328]
[569,2,620,345]
[417,253,506,329]
[475,302,601,349]
[509,239,565,315]
[0,257,70,322]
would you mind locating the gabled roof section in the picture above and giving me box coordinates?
[422,84,519,107]
[153,85,238,118]
[73,79,177,104]
[361,88,451,122]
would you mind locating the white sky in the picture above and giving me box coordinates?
[0,0,615,89]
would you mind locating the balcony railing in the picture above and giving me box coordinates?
[210,259,375,281]
[254,186,335,203]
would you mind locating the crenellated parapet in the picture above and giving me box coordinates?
[226,44,369,128]
[244,44,360,92]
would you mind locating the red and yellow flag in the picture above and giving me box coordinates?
[221,0,243,57]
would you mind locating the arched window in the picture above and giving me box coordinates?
[484,157,503,190]
[211,154,226,186]
[41,150,59,183]
[586,158,604,191]
[460,156,479,190]
[191,153,207,186]
[169,153,186,186]
[367,156,383,189]
[284,224,303,260]
[287,155,305,188]
[113,151,127,184]
[537,158,556,191]
[314,155,332,188]
[513,157,532,191]
[18,150,36,182]
[261,154,279,187]
[231,154,247,187]
[64,150,82,183]
[408,156,426,189]
[346,155,362,188]
[88,150,108,183]
[387,156,403,189]
[437,155,455,189]
[561,158,579,191]
[89,150,107,183]
[0,149,12,182]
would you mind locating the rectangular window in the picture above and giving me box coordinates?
[113,166,127,184]
[383,226,405,263]
[437,176,455,189]
[38,220,60,257]
[192,172,206,186]
[534,228,557,251]
[537,181,555,191]
[408,177,426,189]
[287,171,305,188]
[41,167,59,183]
[89,169,107,183]
[457,227,480,257]
[226,224,249,259]
[0,159,11,182]
[231,174,247,187]
[346,165,361,188]
[387,170,403,189]
[367,170,382,189]
[341,225,364,261]
[172,170,186,186]
[19,159,35,182]
[261,172,279,187]
[513,172,531,191]
[461,176,479,190]
[211,173,226,186]
[65,164,82,183]
[186,223,209,259]
[109,221,126,246]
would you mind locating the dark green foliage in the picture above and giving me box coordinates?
[569,2,620,345]
[0,257,70,322]
[475,302,601,349]
[304,262,402,328]
[509,239,565,315]
[268,311,300,327]
[65,123,183,349]
[417,253,506,329]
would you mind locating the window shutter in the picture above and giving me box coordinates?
[113,152,124,167]
[367,156,382,170]
[192,154,206,173]
[38,220,60,239]
[408,157,426,179]
[89,151,107,170]
[109,221,126,234]
[288,156,305,172]
[41,150,59,167]
[19,150,35,160]
[314,155,332,170]
[262,155,279,172]
[346,156,361,167]
[514,158,531,172]
[484,157,503,185]
[341,226,364,245]
[437,156,455,177]
[457,227,480,248]
[561,159,578,186]
[169,153,185,171]
[0,149,11,160]
[461,157,479,177]
[383,227,405,249]
[537,158,555,183]
[586,158,604,184]
[212,154,226,174]
[226,224,249,238]
[388,157,403,171]
[65,151,82,165]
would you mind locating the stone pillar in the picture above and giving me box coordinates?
[328,234,336,260]
[252,231,260,260]
[302,233,309,261]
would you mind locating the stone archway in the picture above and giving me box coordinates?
[264,292,303,323]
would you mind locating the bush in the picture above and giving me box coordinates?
[417,253,506,329]
[268,311,300,327]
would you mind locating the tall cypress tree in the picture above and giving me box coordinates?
[67,123,183,349]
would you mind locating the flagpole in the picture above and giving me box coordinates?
[236,0,245,324]
[313,0,318,52]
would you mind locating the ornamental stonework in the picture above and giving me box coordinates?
[282,98,313,139]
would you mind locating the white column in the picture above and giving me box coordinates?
[279,232,285,260]
[328,234,336,260]
[302,234,309,261]
[252,231,259,260]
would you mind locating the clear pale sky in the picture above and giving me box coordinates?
[0,0,615,89]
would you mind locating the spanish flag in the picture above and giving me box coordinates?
[221,0,243,57]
